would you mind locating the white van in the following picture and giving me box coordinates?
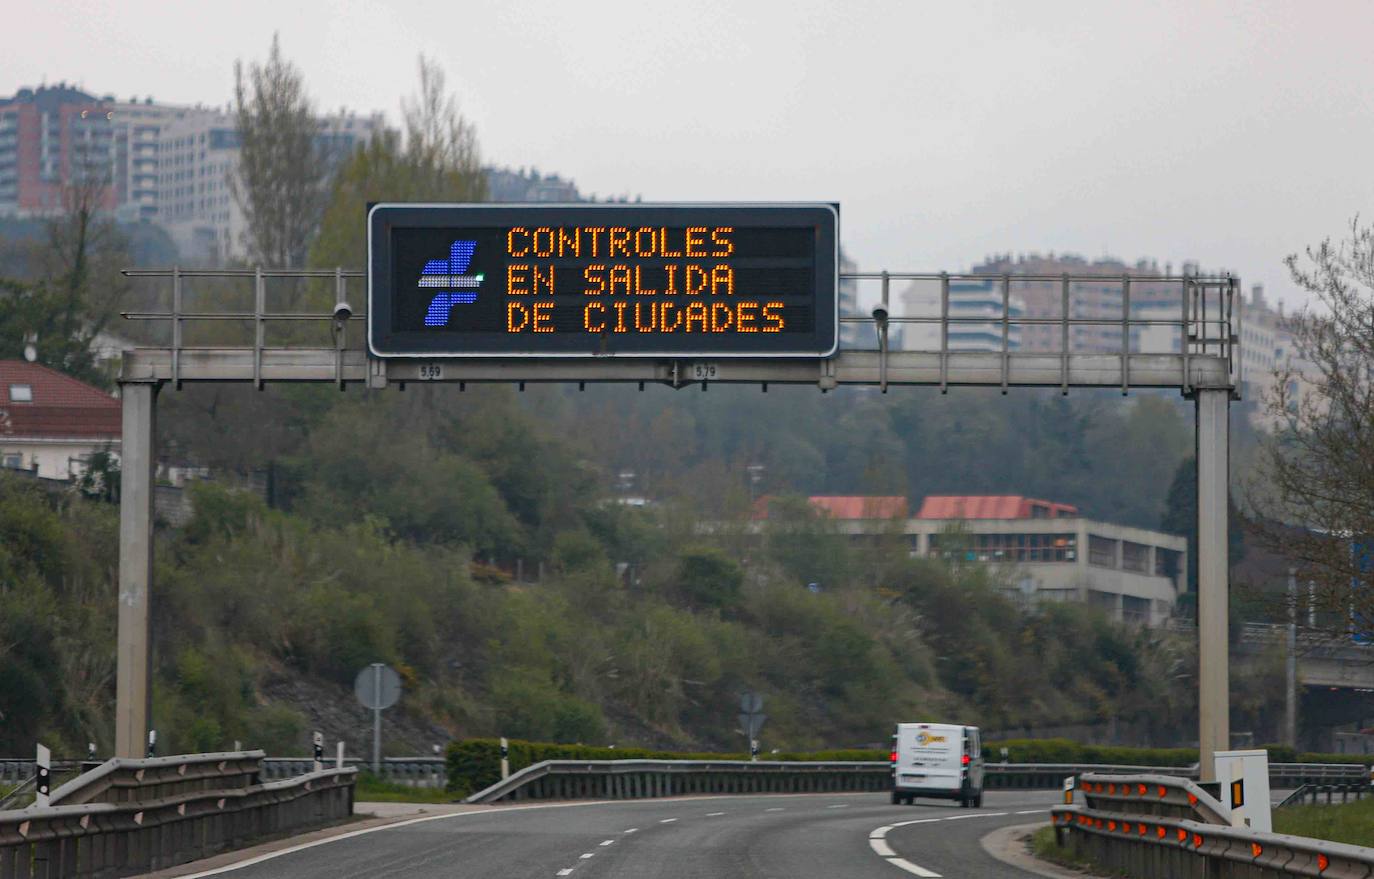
[890,722,985,807]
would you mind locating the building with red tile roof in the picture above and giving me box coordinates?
[0,361,120,480]
[916,495,1078,520]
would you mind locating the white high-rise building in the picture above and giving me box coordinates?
[157,109,385,263]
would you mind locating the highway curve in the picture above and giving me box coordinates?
[180,790,1061,878]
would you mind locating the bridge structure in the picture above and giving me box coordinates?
[113,265,1241,779]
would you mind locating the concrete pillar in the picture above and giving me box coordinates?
[116,382,159,759]
[1196,387,1230,782]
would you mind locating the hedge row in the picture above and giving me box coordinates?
[444,737,1373,795]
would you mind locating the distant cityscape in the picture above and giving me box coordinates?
[0,82,585,264]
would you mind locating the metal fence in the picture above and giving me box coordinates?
[1278,783,1372,808]
[1051,772,1374,878]
[0,752,355,879]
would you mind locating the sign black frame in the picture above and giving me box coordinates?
[367,203,838,358]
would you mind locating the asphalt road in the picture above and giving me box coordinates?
[182,790,1061,879]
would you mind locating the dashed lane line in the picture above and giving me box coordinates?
[765,807,785,812]
[659,818,678,823]
[706,811,726,817]
[599,839,615,846]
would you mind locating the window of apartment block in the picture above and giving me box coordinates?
[8,384,31,402]
[2,452,23,469]
[1121,541,1149,573]
[1088,535,1118,568]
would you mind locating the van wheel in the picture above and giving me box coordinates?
[890,791,901,805]
[959,796,969,808]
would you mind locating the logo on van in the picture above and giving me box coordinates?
[916,732,947,746]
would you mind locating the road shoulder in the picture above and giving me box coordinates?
[980,821,1093,879]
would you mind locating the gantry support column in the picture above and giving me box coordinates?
[115,381,159,759]
[1196,387,1230,782]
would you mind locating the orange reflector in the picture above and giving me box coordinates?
[1251,843,1263,858]
[1187,793,1198,806]
[1318,853,1330,871]
[1095,819,1103,828]
[1138,783,1147,795]
[1157,826,1166,838]
[1108,783,1116,794]
[1158,785,1167,798]
[1177,828,1188,842]
[1121,822,1131,833]
[1193,834,1203,849]
[1108,821,1117,832]
[1138,824,1146,835]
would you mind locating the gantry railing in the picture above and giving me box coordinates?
[118,268,1238,394]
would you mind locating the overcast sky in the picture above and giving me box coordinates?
[11,0,1372,308]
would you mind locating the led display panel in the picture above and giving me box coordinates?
[367,204,837,357]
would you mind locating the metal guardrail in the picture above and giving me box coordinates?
[465,760,1368,803]
[466,759,891,804]
[1278,783,1373,808]
[0,752,356,879]
[1051,772,1374,878]
[261,756,446,787]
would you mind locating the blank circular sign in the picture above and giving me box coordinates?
[354,663,402,710]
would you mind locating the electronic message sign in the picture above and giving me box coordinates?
[367,204,837,358]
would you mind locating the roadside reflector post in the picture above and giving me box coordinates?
[336,741,346,770]
[500,737,510,780]
[35,743,51,808]
[1063,776,1075,805]
[313,731,324,772]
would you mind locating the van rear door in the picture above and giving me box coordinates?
[894,723,962,792]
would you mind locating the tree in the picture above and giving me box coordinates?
[232,34,328,268]
[1255,217,1374,638]
[310,55,486,271]
[0,144,132,386]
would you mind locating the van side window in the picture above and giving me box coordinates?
[970,730,980,757]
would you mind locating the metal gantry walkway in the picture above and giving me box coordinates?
[112,267,1239,779]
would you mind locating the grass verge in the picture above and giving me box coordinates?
[354,773,461,804]
[1030,824,1094,871]
[1273,795,1374,847]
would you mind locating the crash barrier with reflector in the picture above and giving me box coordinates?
[0,751,355,879]
[1051,772,1374,878]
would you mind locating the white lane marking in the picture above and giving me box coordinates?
[659,818,678,823]
[580,852,595,859]
[765,807,785,812]
[599,839,615,846]
[706,811,726,817]
[623,828,638,834]
[871,838,898,858]
[888,857,942,877]
[827,804,850,809]
[557,870,574,877]
[1015,809,1045,815]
